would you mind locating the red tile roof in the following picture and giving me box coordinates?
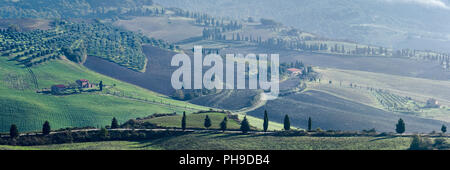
[53,84,66,88]
[287,68,302,72]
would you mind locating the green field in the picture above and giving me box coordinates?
[2,132,441,150]
[0,56,209,132]
[145,112,241,130]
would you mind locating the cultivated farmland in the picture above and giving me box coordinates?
[0,54,208,132]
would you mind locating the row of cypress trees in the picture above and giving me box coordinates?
[6,114,448,138]
[8,121,51,138]
[181,111,252,133]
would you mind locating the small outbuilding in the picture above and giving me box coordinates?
[76,79,95,88]
[51,84,66,94]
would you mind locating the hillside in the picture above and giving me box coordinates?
[0,52,208,132]
[84,45,178,96]
[248,90,445,133]
[155,0,450,53]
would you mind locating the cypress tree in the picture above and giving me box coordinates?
[240,116,250,134]
[10,124,19,138]
[396,118,405,134]
[220,117,227,132]
[182,111,186,131]
[99,127,109,139]
[204,115,211,129]
[263,110,269,132]
[308,117,312,131]
[42,121,51,135]
[99,81,103,91]
[442,125,447,133]
[284,115,290,131]
[111,117,119,129]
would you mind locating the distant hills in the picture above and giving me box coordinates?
[155,0,450,53]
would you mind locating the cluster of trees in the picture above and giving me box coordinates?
[255,36,449,67]
[0,0,157,19]
[173,8,242,31]
[202,28,227,40]
[231,33,262,43]
[172,88,218,101]
[0,29,63,67]
[1,20,175,71]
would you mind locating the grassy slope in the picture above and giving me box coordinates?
[2,132,442,150]
[0,56,209,132]
[145,112,241,130]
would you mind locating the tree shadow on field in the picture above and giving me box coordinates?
[132,134,185,149]
[212,133,263,139]
[369,136,398,142]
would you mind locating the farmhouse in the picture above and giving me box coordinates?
[51,84,66,93]
[76,79,95,88]
[426,98,440,108]
[287,68,302,75]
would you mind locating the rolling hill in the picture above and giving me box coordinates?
[155,0,450,53]
[247,90,445,132]
[0,51,209,132]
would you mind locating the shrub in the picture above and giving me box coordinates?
[396,118,405,134]
[204,115,212,129]
[42,121,51,135]
[434,139,446,146]
[409,135,433,150]
[98,128,109,139]
[111,117,119,129]
[240,116,251,134]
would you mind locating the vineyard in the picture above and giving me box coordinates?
[372,90,422,114]
[0,20,173,72]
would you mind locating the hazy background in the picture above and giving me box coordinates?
[156,0,450,53]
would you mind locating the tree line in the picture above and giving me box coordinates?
[5,111,448,138]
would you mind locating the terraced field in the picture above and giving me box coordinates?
[0,20,175,72]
